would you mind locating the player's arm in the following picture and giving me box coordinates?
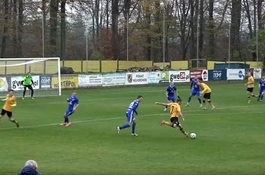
[245,78,254,85]
[165,89,169,97]
[155,102,168,107]
[31,79,34,86]
[73,104,79,111]
[179,110,185,121]
[133,103,139,115]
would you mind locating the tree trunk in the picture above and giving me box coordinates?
[61,0,66,61]
[145,2,151,61]
[17,0,23,57]
[1,0,9,57]
[49,0,59,56]
[199,0,204,58]
[257,0,264,30]
[13,0,18,57]
[112,0,119,62]
[243,0,253,38]
[106,0,109,31]
[189,0,196,60]
[95,0,100,40]
[208,0,215,60]
[230,0,242,60]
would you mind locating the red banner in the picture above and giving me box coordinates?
[190,70,208,81]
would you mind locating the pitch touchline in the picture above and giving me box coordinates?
[0,105,263,131]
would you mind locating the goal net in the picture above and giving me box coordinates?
[0,57,61,98]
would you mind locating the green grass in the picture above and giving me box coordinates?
[1,82,265,175]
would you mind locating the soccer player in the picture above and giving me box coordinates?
[155,99,189,138]
[245,72,258,103]
[117,95,143,136]
[197,82,215,110]
[0,89,19,128]
[61,92,79,127]
[257,76,265,101]
[164,81,179,111]
[22,72,34,100]
[186,78,202,107]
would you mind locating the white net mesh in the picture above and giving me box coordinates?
[0,58,61,98]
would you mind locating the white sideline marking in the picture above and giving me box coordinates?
[0,105,263,131]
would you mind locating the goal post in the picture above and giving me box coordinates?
[0,57,61,98]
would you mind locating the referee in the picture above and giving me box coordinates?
[22,72,34,99]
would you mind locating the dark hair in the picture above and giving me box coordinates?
[137,95,143,99]
[9,89,14,92]
[177,99,182,103]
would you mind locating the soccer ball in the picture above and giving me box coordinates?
[190,133,196,139]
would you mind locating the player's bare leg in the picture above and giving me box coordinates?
[207,99,215,110]
[8,117,19,128]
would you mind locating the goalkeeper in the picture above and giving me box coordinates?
[21,72,34,99]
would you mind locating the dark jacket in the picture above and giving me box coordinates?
[18,166,42,175]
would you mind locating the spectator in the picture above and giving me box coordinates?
[18,160,42,175]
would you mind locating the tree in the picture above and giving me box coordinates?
[230,0,242,59]
[1,0,9,57]
[208,0,215,60]
[49,0,59,56]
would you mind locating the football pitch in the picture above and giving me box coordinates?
[1,82,265,175]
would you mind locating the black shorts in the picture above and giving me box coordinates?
[1,109,12,118]
[24,85,33,90]
[203,93,211,99]
[247,88,254,92]
[170,117,179,126]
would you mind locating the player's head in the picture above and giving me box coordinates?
[262,76,265,79]
[9,89,14,96]
[137,95,143,102]
[176,99,182,105]
[247,72,252,77]
[24,160,38,170]
[27,72,31,76]
[197,82,201,86]
[72,92,77,97]
[169,81,174,86]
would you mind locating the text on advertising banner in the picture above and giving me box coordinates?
[40,76,52,89]
[227,69,245,80]
[102,73,126,87]
[11,76,40,91]
[148,72,161,84]
[169,71,190,83]
[78,74,102,87]
[125,72,148,85]
[190,70,208,81]
[253,68,262,79]
[52,76,79,89]
[208,70,227,81]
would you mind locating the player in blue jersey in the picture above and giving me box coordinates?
[61,92,79,127]
[164,82,179,111]
[258,76,265,101]
[186,78,202,107]
[117,95,143,136]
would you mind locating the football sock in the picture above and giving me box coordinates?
[248,96,250,103]
[23,90,26,97]
[64,116,69,123]
[120,124,130,130]
[198,98,202,104]
[188,97,192,103]
[132,123,136,133]
[10,119,17,123]
[31,90,34,97]
[261,95,264,100]
[179,128,186,135]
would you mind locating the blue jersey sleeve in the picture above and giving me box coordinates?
[76,98,79,104]
[132,101,139,115]
[174,86,177,91]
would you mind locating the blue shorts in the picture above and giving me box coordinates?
[191,90,200,97]
[65,109,74,116]
[126,112,135,123]
[167,96,177,102]
[260,89,265,94]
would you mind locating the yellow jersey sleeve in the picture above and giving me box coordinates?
[248,76,254,88]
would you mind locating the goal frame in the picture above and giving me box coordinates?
[0,57,62,96]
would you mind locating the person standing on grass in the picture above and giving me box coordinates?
[117,95,143,136]
[18,160,42,175]
[22,72,34,100]
[61,92,79,127]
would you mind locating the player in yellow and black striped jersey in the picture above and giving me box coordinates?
[155,99,189,138]
[245,72,258,103]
